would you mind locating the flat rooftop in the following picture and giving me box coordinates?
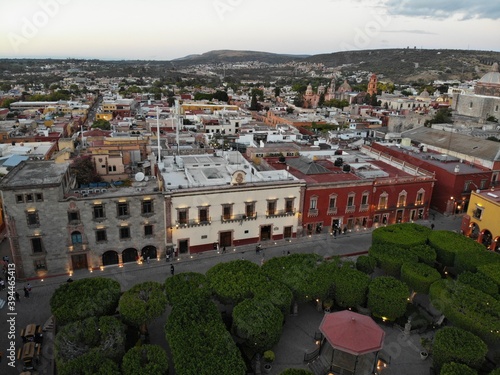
[0,161,69,189]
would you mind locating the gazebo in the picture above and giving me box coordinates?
[319,310,386,375]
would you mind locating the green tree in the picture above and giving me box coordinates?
[50,277,121,325]
[425,107,453,127]
[317,93,325,107]
[332,266,370,308]
[164,272,212,306]
[118,281,167,336]
[122,345,169,375]
[92,119,111,130]
[280,369,314,375]
[400,262,441,294]
[367,276,409,321]
[274,86,281,97]
[432,326,487,371]
[57,350,121,375]
[440,362,478,375]
[250,92,260,110]
[71,155,102,186]
[232,298,284,352]
[356,255,377,274]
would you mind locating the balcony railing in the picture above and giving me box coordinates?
[266,209,296,218]
[221,213,258,223]
[308,208,319,217]
[175,218,212,228]
[327,207,338,215]
[359,204,370,212]
[345,205,356,214]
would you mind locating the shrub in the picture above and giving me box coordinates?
[164,272,212,306]
[428,231,485,267]
[372,223,430,248]
[429,280,500,343]
[50,277,121,325]
[367,276,409,321]
[432,326,487,370]
[56,350,120,375]
[478,264,500,288]
[401,262,441,294]
[440,362,478,375]
[232,299,284,352]
[122,345,169,375]
[356,255,377,274]
[253,279,293,315]
[369,244,418,277]
[457,271,499,297]
[263,350,275,363]
[409,244,437,265]
[454,247,500,274]
[332,266,370,308]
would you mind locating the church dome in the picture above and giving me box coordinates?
[478,63,500,85]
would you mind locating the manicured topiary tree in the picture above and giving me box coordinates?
[429,279,500,344]
[206,259,261,305]
[401,262,441,294]
[118,281,167,336]
[372,223,431,248]
[428,230,484,267]
[122,345,169,375]
[432,326,487,371]
[165,296,246,375]
[454,247,500,274]
[332,266,370,308]
[253,278,293,315]
[261,253,323,303]
[55,316,126,371]
[478,264,500,289]
[356,255,377,274]
[489,369,500,375]
[440,362,478,375]
[164,272,212,306]
[369,244,418,277]
[50,277,121,325]
[232,298,284,352]
[57,349,121,375]
[457,271,499,297]
[409,244,437,266]
[367,276,409,321]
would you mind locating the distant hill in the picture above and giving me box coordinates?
[171,49,310,65]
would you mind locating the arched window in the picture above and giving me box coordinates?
[71,231,82,244]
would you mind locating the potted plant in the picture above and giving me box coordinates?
[323,299,333,313]
[420,337,432,360]
[263,350,275,373]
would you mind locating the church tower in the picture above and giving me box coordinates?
[367,73,378,96]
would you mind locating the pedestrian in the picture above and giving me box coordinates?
[146,256,150,265]
[24,286,29,298]
[256,244,261,254]
[431,223,435,230]
[287,250,291,256]
[15,291,20,302]
[27,283,32,292]
[0,278,4,291]
[222,246,226,254]
[432,213,436,221]
[166,253,170,262]
[170,264,174,276]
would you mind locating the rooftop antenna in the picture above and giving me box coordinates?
[175,100,180,155]
[156,106,161,165]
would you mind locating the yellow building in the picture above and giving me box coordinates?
[180,103,239,114]
[464,188,500,252]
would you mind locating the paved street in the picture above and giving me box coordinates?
[0,212,461,374]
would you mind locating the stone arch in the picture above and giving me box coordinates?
[469,222,480,240]
[122,248,138,263]
[141,245,157,260]
[102,250,119,266]
[480,229,493,248]
[492,237,500,253]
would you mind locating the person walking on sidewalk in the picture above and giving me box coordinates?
[170,264,175,276]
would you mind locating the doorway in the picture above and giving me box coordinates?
[283,226,292,239]
[71,254,88,270]
[219,231,232,248]
[260,225,272,241]
[178,239,189,254]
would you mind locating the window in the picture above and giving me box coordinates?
[25,194,34,202]
[480,179,488,189]
[93,204,105,219]
[310,197,317,210]
[329,195,337,209]
[68,211,80,223]
[285,198,294,213]
[26,211,39,226]
[142,200,153,215]
[245,202,255,217]
[378,193,388,210]
[117,202,129,217]
[397,191,407,207]
[96,229,107,242]
[144,225,153,236]
[178,209,188,224]
[415,190,425,205]
[347,194,355,207]
[31,237,43,253]
[16,194,24,203]
[267,200,277,216]
[222,205,232,220]
[119,227,130,239]
[199,207,209,223]
[361,193,369,206]
[34,259,46,270]
[469,102,473,108]
[464,181,471,192]
[35,193,43,202]
[473,207,483,220]
[71,231,83,244]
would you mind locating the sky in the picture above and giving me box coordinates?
[1,0,499,60]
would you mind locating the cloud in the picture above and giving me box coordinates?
[384,0,500,20]
[381,29,437,35]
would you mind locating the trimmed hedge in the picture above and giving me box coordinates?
[367,276,409,321]
[457,271,499,297]
[432,326,487,370]
[401,262,441,294]
[372,223,431,248]
[428,230,485,267]
[122,345,169,375]
[440,362,478,375]
[409,244,437,266]
[50,277,121,325]
[478,264,500,288]
[369,244,418,277]
[232,298,284,352]
[253,279,293,315]
[332,266,370,308]
[356,255,377,274]
[429,280,500,343]
[454,248,500,274]
[165,296,246,375]
[280,370,314,375]
[56,350,120,375]
[164,272,212,306]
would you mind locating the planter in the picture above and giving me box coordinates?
[263,363,272,374]
[420,351,428,360]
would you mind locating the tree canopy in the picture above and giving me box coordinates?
[122,345,169,375]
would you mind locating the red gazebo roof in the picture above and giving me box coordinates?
[319,310,385,356]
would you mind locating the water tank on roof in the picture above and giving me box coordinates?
[342,164,351,173]
[334,158,343,167]
[454,165,460,173]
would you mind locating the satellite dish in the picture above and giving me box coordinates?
[135,172,145,182]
